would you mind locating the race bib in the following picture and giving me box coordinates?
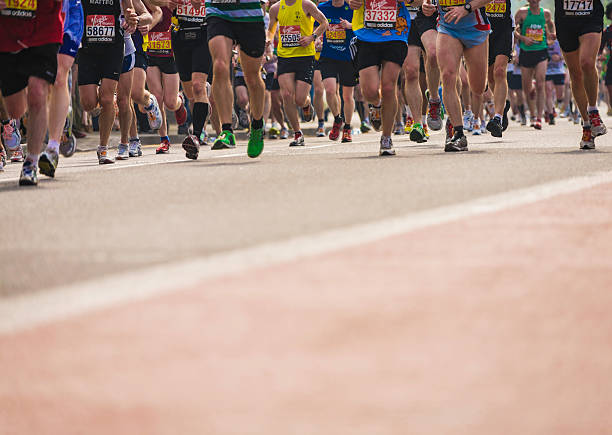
[364,0,397,29]
[86,15,116,43]
[326,23,346,43]
[485,0,506,14]
[526,26,543,41]
[280,25,301,47]
[563,0,593,12]
[438,0,465,7]
[176,3,206,22]
[148,31,172,54]
[0,0,37,19]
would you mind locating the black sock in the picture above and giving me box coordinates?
[356,101,365,122]
[453,125,464,136]
[343,123,351,130]
[222,123,233,133]
[334,114,343,124]
[192,102,209,138]
[518,104,525,116]
[251,117,264,129]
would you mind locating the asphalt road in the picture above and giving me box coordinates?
[2,115,612,434]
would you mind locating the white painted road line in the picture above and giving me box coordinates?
[2,169,612,334]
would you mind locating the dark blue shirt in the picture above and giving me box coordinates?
[317,0,354,61]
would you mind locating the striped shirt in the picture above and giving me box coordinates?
[205,0,264,22]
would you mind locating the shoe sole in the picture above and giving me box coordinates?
[182,137,200,160]
[409,130,425,143]
[341,138,352,143]
[19,178,37,186]
[38,155,56,178]
[379,150,396,156]
[116,155,129,160]
[211,142,235,150]
[592,126,607,137]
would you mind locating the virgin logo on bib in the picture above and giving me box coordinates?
[86,15,116,43]
[364,0,397,29]
[280,25,301,47]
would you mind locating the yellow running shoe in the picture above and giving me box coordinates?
[404,116,414,134]
[423,123,430,138]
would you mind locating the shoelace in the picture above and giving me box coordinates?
[589,112,601,127]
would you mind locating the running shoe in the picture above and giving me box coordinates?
[548,112,556,125]
[404,116,414,134]
[423,123,430,138]
[129,138,142,157]
[533,119,542,130]
[19,160,38,186]
[379,135,395,156]
[486,116,503,137]
[116,143,129,160]
[8,144,24,162]
[280,127,289,139]
[463,110,474,131]
[560,109,569,118]
[341,127,352,143]
[472,120,481,135]
[427,99,443,131]
[302,103,314,122]
[182,134,201,159]
[409,123,426,143]
[2,119,21,151]
[60,129,77,158]
[588,110,607,137]
[580,127,595,150]
[247,126,264,158]
[212,130,237,149]
[0,145,6,171]
[520,114,527,126]
[316,125,325,137]
[607,106,612,117]
[269,125,280,139]
[97,147,115,164]
[394,121,404,135]
[156,138,171,154]
[445,132,468,152]
[502,100,511,131]
[289,131,305,147]
[146,94,162,131]
[329,119,342,141]
[360,120,372,133]
[480,122,487,135]
[369,105,382,131]
[39,148,59,177]
[174,93,188,126]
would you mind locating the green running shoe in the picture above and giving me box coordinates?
[409,123,427,143]
[248,127,264,158]
[212,130,236,150]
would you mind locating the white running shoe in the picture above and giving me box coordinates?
[146,94,162,131]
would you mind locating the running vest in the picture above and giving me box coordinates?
[82,0,123,47]
[520,7,547,51]
[148,7,173,57]
[352,0,411,43]
[485,0,511,26]
[172,0,206,40]
[205,0,263,22]
[0,0,63,51]
[546,40,565,74]
[554,0,603,18]
[317,0,354,61]
[277,0,315,58]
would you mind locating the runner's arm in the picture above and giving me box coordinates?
[348,0,362,11]
[443,0,492,24]
[544,9,556,41]
[304,0,329,40]
[266,3,280,46]
[514,10,533,46]
[133,0,154,26]
[122,0,139,32]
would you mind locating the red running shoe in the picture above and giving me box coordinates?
[328,119,342,141]
[174,94,187,126]
[156,138,171,154]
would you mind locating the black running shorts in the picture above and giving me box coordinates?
[206,16,266,59]
[555,17,603,53]
[319,57,358,87]
[518,48,548,68]
[356,39,408,70]
[0,43,59,96]
[173,28,212,82]
[507,71,522,90]
[147,55,178,75]
[277,55,315,84]
[488,25,513,66]
[77,43,124,85]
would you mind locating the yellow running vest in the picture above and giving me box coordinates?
[277,0,315,58]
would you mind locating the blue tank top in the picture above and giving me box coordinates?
[317,0,354,61]
[353,0,411,43]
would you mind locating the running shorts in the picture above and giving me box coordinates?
[148,55,178,75]
[77,43,124,84]
[319,57,358,87]
[173,29,212,82]
[545,73,565,85]
[0,43,60,96]
[518,48,548,68]
[488,25,513,66]
[206,16,266,59]
[277,55,315,84]
[356,39,407,70]
[555,17,603,53]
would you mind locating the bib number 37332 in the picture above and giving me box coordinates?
[364,0,397,29]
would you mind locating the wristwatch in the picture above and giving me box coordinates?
[463,2,472,12]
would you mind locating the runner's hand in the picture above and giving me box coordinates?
[522,36,535,46]
[339,18,351,29]
[444,5,468,24]
[124,8,139,33]
[315,36,323,51]
[422,0,436,16]
[348,0,362,10]
[299,35,315,47]
[548,32,556,41]
[138,24,150,34]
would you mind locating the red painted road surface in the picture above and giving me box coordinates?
[2,181,612,434]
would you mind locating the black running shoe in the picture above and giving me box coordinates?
[486,117,503,138]
[182,134,201,160]
[445,132,468,152]
[502,100,510,131]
